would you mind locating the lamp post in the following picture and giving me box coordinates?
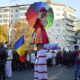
[8,6,11,44]
[8,0,19,44]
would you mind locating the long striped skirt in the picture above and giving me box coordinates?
[34,59,48,80]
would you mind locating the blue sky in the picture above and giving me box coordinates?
[0,0,80,18]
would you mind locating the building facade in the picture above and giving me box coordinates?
[75,30,80,49]
[0,2,76,50]
[75,20,80,31]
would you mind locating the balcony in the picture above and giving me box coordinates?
[65,15,76,22]
[66,20,75,27]
[66,25,75,31]
[65,35,75,41]
[67,33,75,37]
[66,38,75,42]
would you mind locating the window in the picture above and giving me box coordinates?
[11,15,13,17]
[3,19,7,23]
[58,29,60,32]
[3,14,8,18]
[0,15,2,18]
[0,9,2,12]
[56,24,60,27]
[19,7,26,11]
[56,37,58,39]
[0,20,2,23]
[63,13,65,16]
[16,9,18,12]
[52,29,54,32]
[56,13,60,16]
[49,31,51,34]
[15,14,18,17]
[20,13,24,16]
[56,8,60,10]
[56,35,59,39]
[3,9,9,12]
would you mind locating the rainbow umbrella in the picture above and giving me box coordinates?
[25,2,54,29]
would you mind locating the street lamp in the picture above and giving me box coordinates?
[8,1,19,44]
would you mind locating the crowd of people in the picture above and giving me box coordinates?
[0,42,80,80]
[0,42,13,80]
[12,47,77,72]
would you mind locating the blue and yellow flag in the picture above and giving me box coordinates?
[14,36,25,62]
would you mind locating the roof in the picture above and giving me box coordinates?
[67,6,76,11]
[0,4,30,8]
[47,2,65,6]
[0,2,65,8]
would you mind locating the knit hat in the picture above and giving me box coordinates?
[40,7,47,12]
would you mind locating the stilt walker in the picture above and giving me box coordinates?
[33,7,49,80]
[25,2,54,80]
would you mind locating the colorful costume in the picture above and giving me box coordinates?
[33,18,49,44]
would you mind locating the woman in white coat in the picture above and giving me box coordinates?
[5,46,13,78]
[52,51,56,66]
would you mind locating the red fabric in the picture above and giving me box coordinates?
[40,7,47,12]
[19,55,25,62]
[33,18,49,44]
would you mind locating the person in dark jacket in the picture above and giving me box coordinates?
[0,43,7,80]
[56,51,62,66]
[73,45,80,80]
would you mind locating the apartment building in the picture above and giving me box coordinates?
[47,2,76,50]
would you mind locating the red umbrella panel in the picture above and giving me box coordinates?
[26,7,38,27]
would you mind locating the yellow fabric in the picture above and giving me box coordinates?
[16,44,25,56]
[0,35,6,42]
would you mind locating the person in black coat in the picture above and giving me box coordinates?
[0,43,7,80]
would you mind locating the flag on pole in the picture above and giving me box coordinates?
[14,36,25,62]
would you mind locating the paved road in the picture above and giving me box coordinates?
[6,66,74,80]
